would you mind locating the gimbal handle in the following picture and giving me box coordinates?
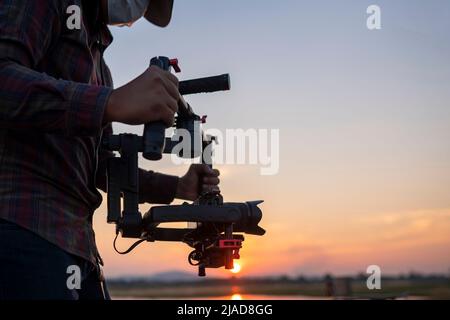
[142,57,174,161]
[142,56,231,161]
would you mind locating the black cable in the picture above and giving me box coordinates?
[113,233,146,255]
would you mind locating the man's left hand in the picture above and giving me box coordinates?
[176,164,220,201]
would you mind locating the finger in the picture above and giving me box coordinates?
[162,79,180,101]
[164,71,179,87]
[202,168,220,177]
[151,67,179,86]
[203,177,220,185]
[160,107,175,127]
[202,185,220,193]
[178,97,189,112]
[211,169,220,177]
[148,66,180,100]
[191,163,213,174]
[166,96,179,114]
[159,70,180,99]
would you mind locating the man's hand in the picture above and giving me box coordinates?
[104,66,180,127]
[176,164,220,201]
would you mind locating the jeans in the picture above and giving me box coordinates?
[0,219,110,300]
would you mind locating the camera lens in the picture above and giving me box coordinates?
[225,201,266,235]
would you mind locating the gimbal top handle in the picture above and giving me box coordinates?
[142,56,231,161]
[142,57,175,161]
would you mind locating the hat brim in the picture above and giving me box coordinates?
[144,0,174,27]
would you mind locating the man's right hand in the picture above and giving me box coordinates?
[104,66,180,127]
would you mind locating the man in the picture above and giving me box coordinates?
[0,0,220,300]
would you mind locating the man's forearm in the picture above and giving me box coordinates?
[138,169,179,204]
[0,58,111,136]
[95,158,180,205]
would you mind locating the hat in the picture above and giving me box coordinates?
[144,0,174,27]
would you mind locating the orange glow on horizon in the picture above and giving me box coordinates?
[93,195,450,277]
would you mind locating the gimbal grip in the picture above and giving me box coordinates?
[143,122,166,160]
[179,74,230,95]
[142,57,170,161]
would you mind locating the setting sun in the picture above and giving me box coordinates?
[231,262,242,274]
[231,294,243,300]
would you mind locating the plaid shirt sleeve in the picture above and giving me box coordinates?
[96,124,180,204]
[0,0,111,137]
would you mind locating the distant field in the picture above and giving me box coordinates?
[107,278,450,300]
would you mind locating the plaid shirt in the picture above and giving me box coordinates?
[0,0,179,264]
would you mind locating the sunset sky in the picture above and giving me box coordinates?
[93,0,450,278]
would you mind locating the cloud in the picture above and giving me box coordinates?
[356,208,450,245]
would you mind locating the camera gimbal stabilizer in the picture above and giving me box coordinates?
[102,57,265,276]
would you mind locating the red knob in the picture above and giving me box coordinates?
[169,59,181,73]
